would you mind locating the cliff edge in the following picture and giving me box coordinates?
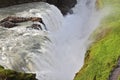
[74,0,120,80]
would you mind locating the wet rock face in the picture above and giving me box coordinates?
[0,21,18,28]
[0,16,46,30]
[0,0,77,15]
[46,0,77,15]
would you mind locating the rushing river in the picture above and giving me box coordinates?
[0,0,104,80]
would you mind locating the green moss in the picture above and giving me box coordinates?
[74,0,120,80]
[118,75,120,80]
[0,65,37,80]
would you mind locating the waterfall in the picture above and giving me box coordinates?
[0,0,105,80]
[49,0,105,80]
[0,2,63,79]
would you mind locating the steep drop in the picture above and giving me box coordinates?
[0,2,63,80]
[49,0,104,80]
[0,0,104,80]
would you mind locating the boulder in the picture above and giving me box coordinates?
[0,21,18,28]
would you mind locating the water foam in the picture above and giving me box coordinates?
[0,0,106,80]
[0,2,63,79]
[49,0,105,80]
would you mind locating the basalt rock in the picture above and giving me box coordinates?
[0,16,45,30]
[0,16,43,23]
[0,0,77,15]
[46,0,77,15]
[0,21,18,28]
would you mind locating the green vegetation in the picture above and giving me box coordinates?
[0,65,37,80]
[118,75,120,80]
[74,0,120,80]
[96,0,104,10]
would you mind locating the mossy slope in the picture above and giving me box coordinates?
[0,66,37,80]
[74,0,120,80]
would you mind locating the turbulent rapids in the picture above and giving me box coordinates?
[0,0,104,80]
[0,2,63,79]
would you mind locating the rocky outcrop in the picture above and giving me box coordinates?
[47,0,77,15]
[0,65,37,80]
[0,0,77,15]
[0,16,46,30]
[0,16,44,24]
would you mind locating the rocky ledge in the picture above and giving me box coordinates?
[0,65,37,80]
[0,0,77,15]
[0,16,47,30]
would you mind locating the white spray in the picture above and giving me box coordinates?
[49,0,106,80]
[0,0,106,80]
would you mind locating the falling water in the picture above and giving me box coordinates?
[0,0,105,80]
[0,2,63,79]
[49,0,106,80]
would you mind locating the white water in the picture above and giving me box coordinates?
[0,0,105,80]
[49,0,106,80]
[0,2,63,79]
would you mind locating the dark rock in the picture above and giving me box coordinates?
[30,17,45,26]
[46,0,77,15]
[27,24,43,30]
[0,16,43,23]
[0,16,46,29]
[0,16,48,31]
[0,65,37,80]
[0,0,77,15]
[0,16,31,23]
[0,21,18,28]
[109,58,120,80]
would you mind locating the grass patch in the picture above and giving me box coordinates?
[74,0,120,80]
[118,75,120,80]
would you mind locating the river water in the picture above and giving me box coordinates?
[0,0,104,80]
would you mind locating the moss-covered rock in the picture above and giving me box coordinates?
[74,0,120,80]
[0,65,37,80]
